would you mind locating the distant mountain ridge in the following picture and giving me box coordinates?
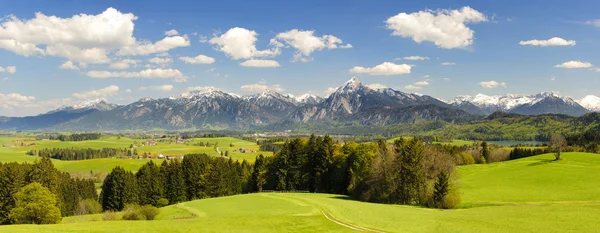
[448,92,592,116]
[0,78,598,131]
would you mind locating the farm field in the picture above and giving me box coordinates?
[0,136,272,173]
[3,152,599,232]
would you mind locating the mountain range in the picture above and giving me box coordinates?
[1,77,599,131]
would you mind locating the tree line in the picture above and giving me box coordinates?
[0,157,97,224]
[100,154,251,211]
[27,147,131,160]
[249,135,459,208]
[49,133,102,142]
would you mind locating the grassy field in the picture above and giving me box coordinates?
[0,136,272,173]
[3,152,599,232]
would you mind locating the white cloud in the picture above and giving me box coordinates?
[179,54,215,64]
[349,62,411,75]
[441,62,456,65]
[148,57,173,65]
[401,56,429,60]
[324,87,337,96]
[415,81,429,86]
[480,80,506,88]
[0,65,16,74]
[185,86,223,92]
[366,83,388,89]
[555,61,593,69]
[117,36,190,56]
[270,29,351,62]
[240,59,280,68]
[0,92,36,111]
[0,8,137,62]
[386,6,487,49]
[209,27,280,60]
[72,85,120,99]
[404,85,422,90]
[125,88,132,93]
[59,61,79,70]
[164,29,179,36]
[519,37,576,46]
[240,80,284,93]
[109,59,140,70]
[86,68,187,82]
[139,85,173,92]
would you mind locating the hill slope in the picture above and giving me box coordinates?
[5,152,600,232]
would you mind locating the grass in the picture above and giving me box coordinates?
[3,152,600,232]
[0,136,272,173]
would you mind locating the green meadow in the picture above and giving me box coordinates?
[0,136,272,173]
[2,152,599,232]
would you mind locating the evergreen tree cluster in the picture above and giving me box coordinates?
[49,133,102,142]
[100,154,251,211]
[28,147,131,160]
[509,148,549,160]
[0,157,97,224]
[249,135,459,208]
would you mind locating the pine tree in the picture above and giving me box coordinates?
[481,141,489,161]
[136,161,163,206]
[250,155,267,192]
[100,166,138,211]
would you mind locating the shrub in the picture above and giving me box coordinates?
[102,211,119,221]
[460,153,475,165]
[487,149,510,163]
[122,205,145,221]
[441,191,461,209]
[139,205,160,220]
[121,204,160,221]
[157,198,169,208]
[75,199,103,215]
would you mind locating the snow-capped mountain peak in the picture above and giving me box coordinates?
[49,99,119,114]
[295,93,324,105]
[578,95,600,111]
[336,77,363,94]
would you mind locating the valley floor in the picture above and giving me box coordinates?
[3,152,600,232]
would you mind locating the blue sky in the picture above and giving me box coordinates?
[1,0,600,116]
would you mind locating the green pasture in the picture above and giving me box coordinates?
[3,152,599,232]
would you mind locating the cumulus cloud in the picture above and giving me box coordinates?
[109,59,140,69]
[0,65,16,74]
[125,89,132,93]
[366,83,388,89]
[324,87,338,96]
[86,68,187,82]
[164,29,179,36]
[209,27,280,60]
[270,29,351,62]
[179,54,215,64]
[0,8,137,62]
[519,37,576,46]
[117,36,190,56]
[555,61,593,69]
[399,56,429,60]
[148,57,173,65]
[139,84,173,92]
[72,85,120,99]
[441,62,456,65]
[349,62,411,75]
[0,92,36,111]
[480,80,507,88]
[58,61,79,70]
[386,6,487,49]
[240,59,280,68]
[414,81,429,86]
[240,80,284,93]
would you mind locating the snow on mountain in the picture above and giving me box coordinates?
[50,99,119,113]
[295,93,324,105]
[578,95,600,112]
[335,77,363,94]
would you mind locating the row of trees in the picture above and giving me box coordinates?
[100,154,251,211]
[249,136,459,208]
[27,148,131,160]
[0,157,97,224]
[49,133,102,142]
